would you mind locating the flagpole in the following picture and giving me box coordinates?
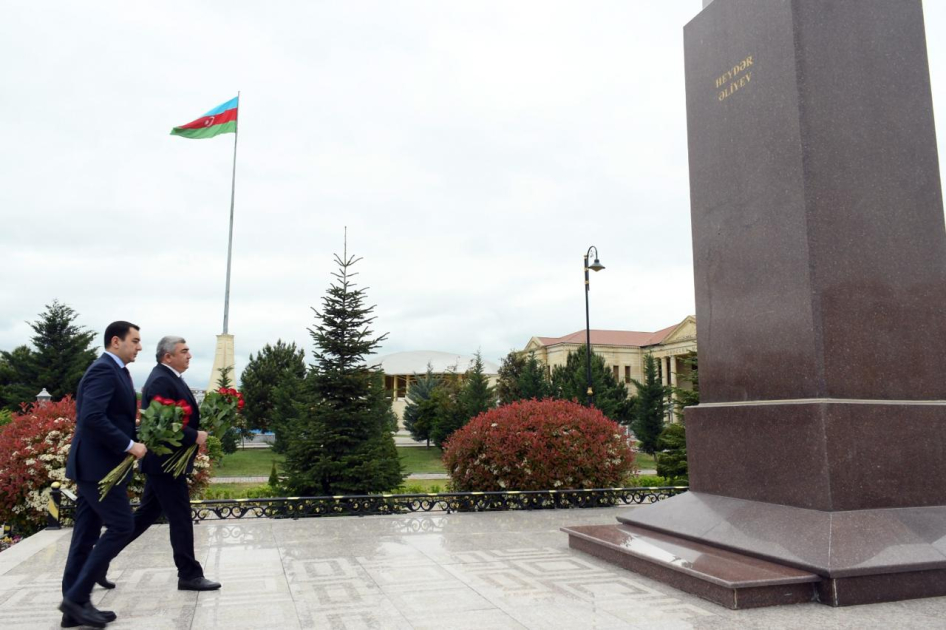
[222,91,239,334]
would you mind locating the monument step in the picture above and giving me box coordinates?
[561,523,819,610]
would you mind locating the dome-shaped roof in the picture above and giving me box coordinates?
[373,351,499,376]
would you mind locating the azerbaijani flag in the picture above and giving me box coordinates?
[170,96,238,139]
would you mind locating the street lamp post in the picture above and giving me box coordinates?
[583,246,605,406]
[36,388,52,405]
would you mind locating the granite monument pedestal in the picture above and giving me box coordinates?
[563,0,946,608]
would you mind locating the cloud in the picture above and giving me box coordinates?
[2,0,944,389]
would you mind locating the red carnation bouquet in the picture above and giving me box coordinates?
[98,396,189,500]
[163,387,243,478]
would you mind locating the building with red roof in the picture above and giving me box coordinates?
[523,315,697,420]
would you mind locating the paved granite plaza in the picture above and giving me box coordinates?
[1,505,945,629]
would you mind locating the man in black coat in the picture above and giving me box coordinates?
[104,335,221,592]
[60,321,147,628]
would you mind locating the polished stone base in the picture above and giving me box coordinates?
[686,401,946,512]
[562,523,819,609]
[566,491,946,607]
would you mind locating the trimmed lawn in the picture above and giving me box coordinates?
[215,446,445,477]
[635,451,656,470]
[398,446,446,474]
[215,449,284,477]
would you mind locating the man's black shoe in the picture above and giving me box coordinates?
[61,608,117,627]
[96,576,116,589]
[58,599,107,628]
[178,576,221,591]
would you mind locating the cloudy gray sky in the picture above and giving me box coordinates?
[3,1,946,388]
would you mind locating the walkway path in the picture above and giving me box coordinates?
[2,507,943,628]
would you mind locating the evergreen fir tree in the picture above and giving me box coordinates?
[518,351,551,400]
[270,365,306,454]
[0,301,96,409]
[655,422,688,482]
[29,301,97,401]
[631,353,667,455]
[240,340,306,434]
[0,345,37,411]
[458,351,495,419]
[496,350,526,404]
[402,365,439,447]
[549,350,632,423]
[429,370,464,448]
[282,247,403,495]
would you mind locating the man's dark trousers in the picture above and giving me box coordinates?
[121,474,202,580]
[61,479,134,603]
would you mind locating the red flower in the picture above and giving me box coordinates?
[237,399,245,410]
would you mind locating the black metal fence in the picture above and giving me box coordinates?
[46,483,687,528]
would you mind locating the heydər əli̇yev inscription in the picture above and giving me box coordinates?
[715,55,753,102]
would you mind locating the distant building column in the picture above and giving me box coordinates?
[668,355,679,423]
[660,357,669,386]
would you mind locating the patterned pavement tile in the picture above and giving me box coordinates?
[4,507,946,629]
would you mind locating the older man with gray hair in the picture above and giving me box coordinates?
[99,335,221,597]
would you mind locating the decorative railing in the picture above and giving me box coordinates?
[46,483,687,528]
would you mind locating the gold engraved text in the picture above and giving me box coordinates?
[715,55,753,102]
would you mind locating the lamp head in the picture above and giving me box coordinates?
[588,258,605,272]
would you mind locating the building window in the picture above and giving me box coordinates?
[612,365,619,380]
[625,366,631,383]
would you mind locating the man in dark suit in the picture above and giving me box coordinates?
[104,335,221,592]
[60,321,147,628]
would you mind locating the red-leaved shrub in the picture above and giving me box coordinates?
[0,398,77,533]
[442,399,636,491]
[0,398,213,535]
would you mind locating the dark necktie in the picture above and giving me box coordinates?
[122,367,134,390]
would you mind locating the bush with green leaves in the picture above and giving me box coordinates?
[629,474,688,487]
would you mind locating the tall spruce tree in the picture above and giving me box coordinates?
[655,423,688,482]
[459,351,495,419]
[518,351,551,400]
[549,350,632,423]
[496,350,527,404]
[402,365,439,447]
[282,249,403,495]
[0,301,97,409]
[240,340,306,435]
[429,370,464,448]
[0,346,37,411]
[631,353,667,455]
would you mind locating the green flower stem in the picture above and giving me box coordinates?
[97,454,135,501]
